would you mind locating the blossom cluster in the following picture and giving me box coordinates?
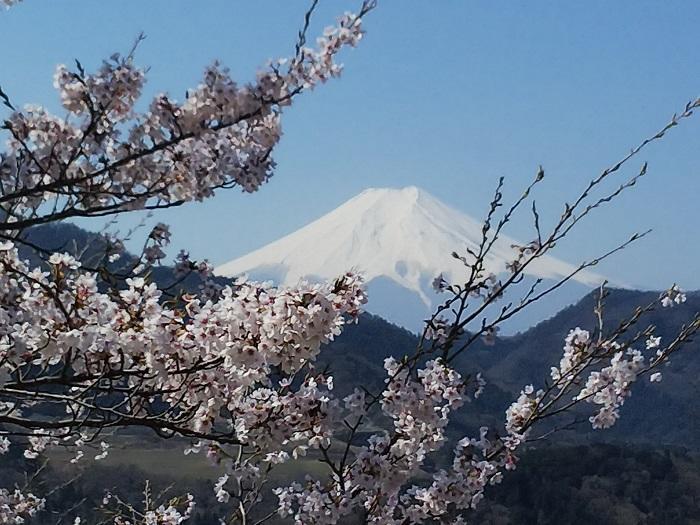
[0,9,367,228]
[399,428,505,520]
[576,348,645,429]
[505,384,543,439]
[0,239,365,459]
[550,327,592,383]
[274,358,471,523]
[661,284,687,307]
[99,492,195,525]
[0,488,44,524]
[270,307,688,524]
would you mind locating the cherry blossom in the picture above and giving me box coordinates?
[0,488,44,524]
[1,2,699,524]
[0,5,372,233]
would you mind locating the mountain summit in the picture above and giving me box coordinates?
[216,187,605,331]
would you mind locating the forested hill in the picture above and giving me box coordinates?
[17,222,700,447]
[6,222,700,524]
[472,288,700,447]
[325,289,700,448]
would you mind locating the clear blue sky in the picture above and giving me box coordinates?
[1,1,699,290]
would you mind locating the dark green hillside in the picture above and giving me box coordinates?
[6,223,700,524]
[16,222,700,446]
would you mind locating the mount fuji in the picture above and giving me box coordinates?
[216,187,607,333]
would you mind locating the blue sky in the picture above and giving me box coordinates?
[1,1,699,290]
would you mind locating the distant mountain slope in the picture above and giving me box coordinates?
[7,223,699,525]
[216,187,607,332]
[476,289,700,447]
[324,288,700,447]
[18,222,700,447]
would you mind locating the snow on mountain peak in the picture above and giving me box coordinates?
[215,187,606,309]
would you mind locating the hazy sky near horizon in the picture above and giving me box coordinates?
[1,1,699,290]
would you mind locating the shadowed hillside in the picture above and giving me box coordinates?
[18,222,700,447]
[6,222,700,524]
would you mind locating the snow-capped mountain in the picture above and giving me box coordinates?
[216,187,606,332]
